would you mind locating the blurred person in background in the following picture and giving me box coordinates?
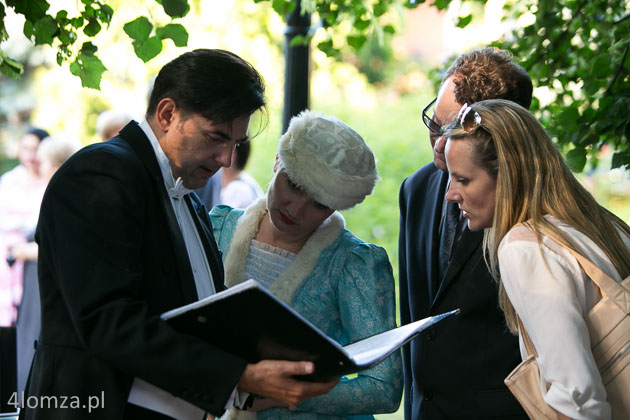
[0,127,49,327]
[218,142,263,209]
[95,109,134,142]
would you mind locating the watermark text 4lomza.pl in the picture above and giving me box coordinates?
[7,391,105,412]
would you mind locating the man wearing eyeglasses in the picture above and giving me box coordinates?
[398,48,533,420]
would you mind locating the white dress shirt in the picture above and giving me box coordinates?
[128,120,244,419]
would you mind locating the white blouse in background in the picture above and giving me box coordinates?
[498,215,630,420]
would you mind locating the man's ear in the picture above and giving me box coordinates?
[155,98,177,133]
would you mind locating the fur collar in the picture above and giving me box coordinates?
[223,197,345,304]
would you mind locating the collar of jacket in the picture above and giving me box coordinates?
[223,197,345,304]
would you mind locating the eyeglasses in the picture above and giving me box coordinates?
[456,103,483,133]
[422,97,443,136]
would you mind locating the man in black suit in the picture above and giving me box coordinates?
[21,49,336,420]
[399,48,533,419]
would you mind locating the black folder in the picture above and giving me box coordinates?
[162,279,459,381]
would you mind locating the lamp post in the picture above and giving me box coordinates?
[282,1,311,132]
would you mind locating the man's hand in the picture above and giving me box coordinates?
[237,360,339,407]
[249,398,283,411]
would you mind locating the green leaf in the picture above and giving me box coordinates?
[374,3,387,17]
[611,151,630,169]
[55,10,68,23]
[83,18,101,37]
[383,24,395,34]
[0,48,24,78]
[289,34,309,47]
[71,17,84,28]
[0,6,5,41]
[132,36,163,62]
[592,55,610,78]
[82,5,96,18]
[23,19,35,40]
[557,106,580,127]
[69,53,107,89]
[433,0,451,11]
[565,147,587,172]
[317,39,339,58]
[156,23,188,47]
[271,0,295,16]
[347,34,367,50]
[162,0,190,18]
[98,4,114,24]
[13,0,49,22]
[456,14,473,28]
[33,15,58,46]
[124,16,153,42]
[58,28,77,45]
[80,41,98,55]
[353,18,370,31]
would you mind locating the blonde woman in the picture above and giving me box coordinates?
[443,99,630,419]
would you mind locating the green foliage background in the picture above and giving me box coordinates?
[1,1,629,418]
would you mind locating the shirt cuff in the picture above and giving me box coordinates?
[224,387,250,410]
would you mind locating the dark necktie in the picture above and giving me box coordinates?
[438,201,460,284]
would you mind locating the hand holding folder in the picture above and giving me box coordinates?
[162,279,460,382]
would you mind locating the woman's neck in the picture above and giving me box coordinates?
[255,212,312,254]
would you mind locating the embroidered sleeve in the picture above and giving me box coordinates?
[209,205,243,260]
[292,244,403,416]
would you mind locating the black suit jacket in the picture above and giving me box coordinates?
[21,122,246,419]
[399,163,526,420]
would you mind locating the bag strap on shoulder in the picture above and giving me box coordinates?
[528,223,630,315]
[562,247,630,315]
[517,317,538,358]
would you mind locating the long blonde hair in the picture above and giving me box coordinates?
[446,99,630,333]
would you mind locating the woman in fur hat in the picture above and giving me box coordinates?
[210,110,402,420]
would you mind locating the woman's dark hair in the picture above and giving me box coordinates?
[234,142,251,171]
[26,127,50,142]
[146,49,267,127]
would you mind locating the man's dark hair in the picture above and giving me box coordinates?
[444,47,533,109]
[146,49,266,125]
[234,142,251,171]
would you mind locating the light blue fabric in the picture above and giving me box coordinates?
[245,240,295,289]
[210,205,403,420]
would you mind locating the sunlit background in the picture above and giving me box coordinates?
[1,2,629,417]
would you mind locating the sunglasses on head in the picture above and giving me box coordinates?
[456,103,483,133]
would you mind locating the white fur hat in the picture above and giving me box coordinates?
[277,110,378,210]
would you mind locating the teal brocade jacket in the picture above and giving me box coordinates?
[210,205,403,420]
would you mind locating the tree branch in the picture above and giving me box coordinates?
[605,42,629,96]
[614,13,630,24]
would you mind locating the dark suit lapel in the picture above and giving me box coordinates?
[432,227,483,307]
[426,171,449,305]
[185,194,225,292]
[117,122,198,303]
